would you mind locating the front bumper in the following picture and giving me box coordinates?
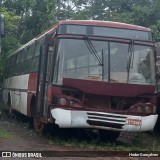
[51,108,158,132]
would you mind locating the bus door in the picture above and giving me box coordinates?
[35,36,54,122]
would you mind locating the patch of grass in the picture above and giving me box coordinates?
[45,130,160,152]
[0,129,15,139]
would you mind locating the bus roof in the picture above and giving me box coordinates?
[8,20,151,57]
[37,20,150,40]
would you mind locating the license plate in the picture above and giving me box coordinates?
[127,119,142,126]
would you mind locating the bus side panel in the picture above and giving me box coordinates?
[20,92,28,115]
[12,90,20,112]
[27,72,38,116]
[3,74,29,116]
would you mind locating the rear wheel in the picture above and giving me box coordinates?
[99,130,120,141]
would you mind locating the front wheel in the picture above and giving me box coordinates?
[98,130,120,141]
[33,117,45,133]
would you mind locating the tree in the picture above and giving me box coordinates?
[1,0,160,83]
[0,7,21,84]
[1,0,160,43]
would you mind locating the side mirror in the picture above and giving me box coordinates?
[0,14,5,37]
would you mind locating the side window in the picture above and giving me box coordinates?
[31,39,45,72]
[5,58,10,77]
[25,44,35,73]
[6,40,49,76]
[19,49,27,63]
[10,55,17,76]
[35,42,40,57]
[46,46,54,81]
[16,52,20,64]
[7,57,12,77]
[15,53,20,75]
[32,42,41,72]
[26,44,35,60]
[10,55,17,66]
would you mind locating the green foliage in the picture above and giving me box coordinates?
[1,0,160,82]
[1,1,160,41]
[2,0,160,43]
[0,7,21,84]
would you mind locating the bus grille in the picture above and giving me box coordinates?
[86,112,127,129]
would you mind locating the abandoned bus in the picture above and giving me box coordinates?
[3,20,158,140]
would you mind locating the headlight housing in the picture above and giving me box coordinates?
[53,96,83,108]
[129,103,155,114]
[69,100,82,108]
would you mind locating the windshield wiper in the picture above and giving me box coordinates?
[83,35,103,66]
[83,35,104,80]
[127,39,135,82]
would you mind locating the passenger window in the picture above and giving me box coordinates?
[27,44,35,60]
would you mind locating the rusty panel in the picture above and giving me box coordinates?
[63,78,155,97]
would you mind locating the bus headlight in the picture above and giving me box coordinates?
[145,105,152,114]
[59,97,67,106]
[137,106,143,113]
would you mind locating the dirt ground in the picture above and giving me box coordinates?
[0,107,159,160]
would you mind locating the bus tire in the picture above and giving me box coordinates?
[98,130,120,141]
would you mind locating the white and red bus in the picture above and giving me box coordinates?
[3,20,158,140]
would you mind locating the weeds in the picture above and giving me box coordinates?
[43,129,160,152]
[0,129,14,139]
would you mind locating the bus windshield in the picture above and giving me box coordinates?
[53,38,155,85]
